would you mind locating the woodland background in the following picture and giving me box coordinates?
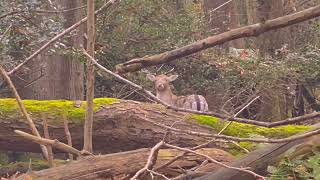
[0,0,320,179]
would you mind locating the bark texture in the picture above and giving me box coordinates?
[16,0,84,100]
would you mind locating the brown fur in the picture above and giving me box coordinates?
[147,74,208,111]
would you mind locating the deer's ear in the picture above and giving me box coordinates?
[147,74,156,81]
[168,75,178,82]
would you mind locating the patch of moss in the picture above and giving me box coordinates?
[190,115,311,155]
[191,115,310,138]
[0,98,119,124]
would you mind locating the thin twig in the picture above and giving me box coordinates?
[63,114,74,161]
[0,24,12,42]
[163,143,266,180]
[0,65,49,160]
[42,113,54,167]
[209,0,234,23]
[130,141,164,180]
[146,169,171,180]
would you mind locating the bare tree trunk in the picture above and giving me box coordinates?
[17,0,84,100]
[83,0,95,153]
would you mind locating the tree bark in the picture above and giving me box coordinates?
[0,100,216,153]
[17,0,84,100]
[17,148,234,180]
[83,0,95,154]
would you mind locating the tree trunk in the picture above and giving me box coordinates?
[0,100,216,153]
[83,0,95,154]
[17,0,84,100]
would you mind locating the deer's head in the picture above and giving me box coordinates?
[147,74,178,92]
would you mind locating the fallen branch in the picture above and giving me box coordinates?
[116,5,320,74]
[133,140,265,180]
[22,147,233,180]
[163,143,266,180]
[14,130,81,156]
[82,49,320,128]
[0,65,49,160]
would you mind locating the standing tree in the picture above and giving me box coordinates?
[16,0,84,100]
[83,0,95,153]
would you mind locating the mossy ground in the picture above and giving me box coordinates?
[191,115,311,155]
[0,98,118,124]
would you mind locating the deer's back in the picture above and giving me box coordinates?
[176,95,208,112]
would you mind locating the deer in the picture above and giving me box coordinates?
[147,74,209,112]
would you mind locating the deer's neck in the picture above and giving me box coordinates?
[156,88,177,106]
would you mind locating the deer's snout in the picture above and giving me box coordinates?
[157,84,165,90]
[156,83,165,91]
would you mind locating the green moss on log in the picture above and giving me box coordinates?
[191,115,311,154]
[0,98,118,124]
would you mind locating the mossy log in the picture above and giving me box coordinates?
[0,98,312,154]
[0,98,217,153]
[16,148,234,180]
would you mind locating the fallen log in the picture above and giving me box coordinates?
[16,148,235,180]
[0,98,215,153]
[0,98,313,154]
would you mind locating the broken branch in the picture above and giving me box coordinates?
[116,5,320,74]
[14,130,81,156]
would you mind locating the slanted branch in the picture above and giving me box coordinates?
[115,5,320,74]
[14,130,81,156]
